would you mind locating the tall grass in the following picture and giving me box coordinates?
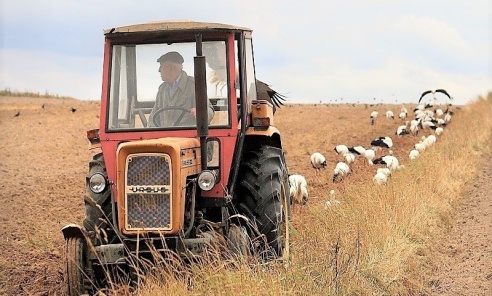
[111,94,492,295]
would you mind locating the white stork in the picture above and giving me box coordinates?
[418,89,451,108]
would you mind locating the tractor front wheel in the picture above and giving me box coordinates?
[65,237,92,296]
[227,224,252,258]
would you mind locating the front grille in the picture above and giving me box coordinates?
[125,154,172,230]
[127,194,171,228]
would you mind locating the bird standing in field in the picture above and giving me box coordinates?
[324,189,341,209]
[348,145,366,156]
[310,152,327,180]
[424,134,437,147]
[420,120,437,131]
[373,171,388,185]
[334,144,349,156]
[363,148,376,165]
[370,111,378,125]
[373,155,403,171]
[377,167,392,177]
[374,167,392,184]
[14,111,20,117]
[409,120,420,136]
[435,108,444,117]
[333,162,350,182]
[370,136,393,152]
[288,174,309,206]
[409,149,420,160]
[414,142,426,152]
[70,107,77,113]
[398,111,407,121]
[444,109,453,124]
[348,145,375,164]
[310,152,327,170]
[396,125,410,137]
[344,152,356,164]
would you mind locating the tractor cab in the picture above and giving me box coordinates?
[94,21,279,200]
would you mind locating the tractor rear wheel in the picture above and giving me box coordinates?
[65,237,92,295]
[235,145,290,259]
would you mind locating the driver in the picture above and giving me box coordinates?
[149,51,214,127]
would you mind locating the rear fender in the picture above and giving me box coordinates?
[245,126,282,148]
[61,224,87,240]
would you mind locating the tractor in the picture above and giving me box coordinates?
[61,21,290,294]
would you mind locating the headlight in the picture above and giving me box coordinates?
[197,170,217,191]
[89,173,107,194]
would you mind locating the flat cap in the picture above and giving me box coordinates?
[157,51,184,64]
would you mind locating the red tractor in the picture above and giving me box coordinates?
[61,21,290,294]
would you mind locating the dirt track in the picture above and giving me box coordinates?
[0,96,490,295]
[429,136,492,295]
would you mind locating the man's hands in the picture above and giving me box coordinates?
[189,107,197,117]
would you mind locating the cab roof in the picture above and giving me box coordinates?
[104,20,251,36]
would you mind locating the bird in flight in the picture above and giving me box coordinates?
[256,79,286,114]
[418,89,451,107]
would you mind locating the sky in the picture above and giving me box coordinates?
[1,0,491,105]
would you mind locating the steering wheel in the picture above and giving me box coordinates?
[152,106,190,127]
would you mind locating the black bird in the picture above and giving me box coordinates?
[41,103,45,109]
[14,111,20,117]
[70,107,77,113]
[256,79,287,114]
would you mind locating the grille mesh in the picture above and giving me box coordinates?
[127,194,171,228]
[127,155,170,186]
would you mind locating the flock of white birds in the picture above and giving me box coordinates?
[288,89,456,209]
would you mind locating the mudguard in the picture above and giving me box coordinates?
[61,224,87,239]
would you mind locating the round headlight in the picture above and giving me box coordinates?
[89,173,107,194]
[197,170,217,191]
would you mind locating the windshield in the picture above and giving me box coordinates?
[107,41,229,131]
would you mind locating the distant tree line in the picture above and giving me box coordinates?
[0,88,75,100]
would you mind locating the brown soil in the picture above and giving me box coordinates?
[0,97,99,295]
[0,96,490,295]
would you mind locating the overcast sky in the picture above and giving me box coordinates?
[1,0,490,105]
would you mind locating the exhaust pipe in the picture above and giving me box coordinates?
[194,33,209,171]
